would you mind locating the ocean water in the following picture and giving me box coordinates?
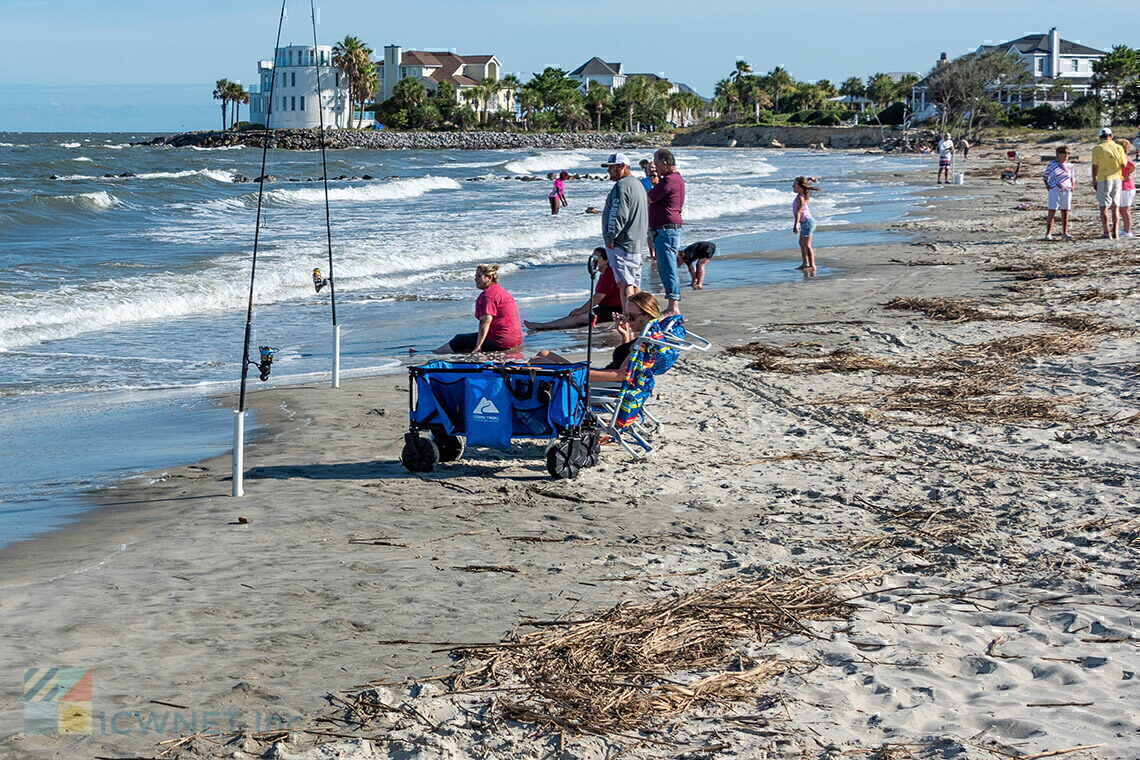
[0,132,928,548]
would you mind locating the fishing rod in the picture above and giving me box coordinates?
[233,0,288,498]
[308,0,341,388]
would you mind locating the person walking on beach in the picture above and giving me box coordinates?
[548,171,569,215]
[1116,138,1135,238]
[792,176,819,270]
[647,148,685,317]
[601,152,648,314]
[435,264,522,354]
[1043,145,1075,241]
[1091,127,1127,239]
[524,248,623,331]
[937,133,955,184]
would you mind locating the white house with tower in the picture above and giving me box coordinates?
[248,44,352,129]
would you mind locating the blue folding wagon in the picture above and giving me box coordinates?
[401,361,600,479]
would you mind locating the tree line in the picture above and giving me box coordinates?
[215,37,1140,134]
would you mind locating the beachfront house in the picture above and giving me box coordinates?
[376,46,510,112]
[911,28,1108,119]
[248,45,353,129]
[568,57,627,92]
[568,57,706,126]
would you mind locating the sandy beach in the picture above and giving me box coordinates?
[2,144,1137,760]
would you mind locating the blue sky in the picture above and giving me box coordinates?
[0,0,1135,131]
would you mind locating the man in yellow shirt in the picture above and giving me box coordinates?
[1091,127,1127,238]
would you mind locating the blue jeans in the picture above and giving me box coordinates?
[652,227,683,302]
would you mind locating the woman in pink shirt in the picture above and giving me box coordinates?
[1117,139,1135,237]
[548,171,569,215]
[435,264,523,354]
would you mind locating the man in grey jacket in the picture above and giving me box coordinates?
[600,152,648,313]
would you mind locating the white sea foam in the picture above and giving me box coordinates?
[503,151,591,175]
[59,142,82,148]
[263,175,461,205]
[189,144,244,151]
[52,191,124,210]
[71,156,94,162]
[132,169,235,182]
[101,143,133,150]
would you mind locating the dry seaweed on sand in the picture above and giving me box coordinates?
[361,572,869,736]
[1063,288,1124,303]
[881,377,1079,423]
[453,573,866,734]
[883,296,1004,323]
[743,346,966,377]
[1039,314,1117,333]
[950,332,1096,361]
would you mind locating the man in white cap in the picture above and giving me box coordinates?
[1091,126,1127,239]
[600,152,648,312]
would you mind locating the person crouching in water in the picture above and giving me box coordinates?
[549,171,569,215]
[435,264,522,354]
[525,248,622,331]
[792,176,819,270]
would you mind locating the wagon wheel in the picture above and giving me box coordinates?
[401,433,439,473]
[432,432,465,463]
[545,439,582,480]
[579,431,601,468]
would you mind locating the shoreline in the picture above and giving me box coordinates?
[0,151,929,553]
[3,143,1137,759]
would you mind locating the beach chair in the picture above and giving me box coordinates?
[402,360,597,479]
[590,314,711,434]
[587,329,662,459]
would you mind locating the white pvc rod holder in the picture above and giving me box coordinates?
[332,324,341,388]
[232,409,245,497]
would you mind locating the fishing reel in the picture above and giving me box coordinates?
[250,345,278,381]
[312,268,330,293]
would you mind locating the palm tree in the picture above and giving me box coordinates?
[763,66,794,113]
[731,60,753,86]
[226,81,248,128]
[839,76,865,109]
[480,77,503,125]
[212,79,232,130]
[518,87,541,131]
[586,80,612,131]
[333,36,374,127]
[615,75,652,132]
[499,74,521,119]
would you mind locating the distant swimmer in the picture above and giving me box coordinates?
[584,206,602,214]
[549,170,569,215]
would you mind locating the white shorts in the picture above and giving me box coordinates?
[607,246,642,289]
[1097,179,1122,207]
[1047,188,1072,211]
[1120,188,1136,208]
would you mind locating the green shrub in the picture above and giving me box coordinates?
[1058,95,1103,129]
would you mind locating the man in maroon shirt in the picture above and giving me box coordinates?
[647,148,685,316]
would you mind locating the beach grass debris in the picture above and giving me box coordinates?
[881,377,1079,423]
[443,573,867,734]
[883,296,1004,322]
[333,573,871,738]
[950,332,1096,361]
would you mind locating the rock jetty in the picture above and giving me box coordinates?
[142,129,670,151]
